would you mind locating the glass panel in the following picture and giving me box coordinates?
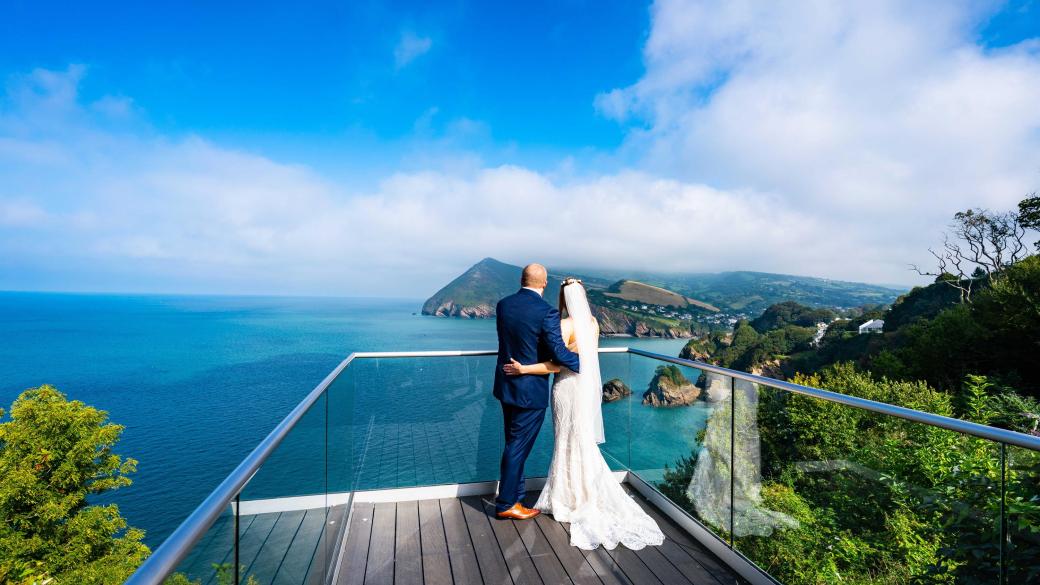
[348,352,627,493]
[599,351,632,470]
[163,504,236,585]
[1006,443,1040,583]
[734,382,1002,584]
[324,362,355,580]
[627,355,733,539]
[238,393,329,585]
[349,355,510,490]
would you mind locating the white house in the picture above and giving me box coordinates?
[858,319,884,334]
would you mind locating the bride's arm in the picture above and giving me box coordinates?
[502,358,561,376]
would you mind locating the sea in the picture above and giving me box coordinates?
[0,292,713,549]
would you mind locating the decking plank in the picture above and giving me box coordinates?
[542,517,632,585]
[178,513,234,581]
[529,513,604,585]
[203,514,258,585]
[582,530,661,582]
[237,512,280,574]
[328,485,745,585]
[627,545,694,585]
[322,505,349,580]
[440,497,484,585]
[418,499,453,585]
[513,512,576,585]
[245,510,306,583]
[459,496,512,585]
[395,501,423,585]
[521,492,631,585]
[622,488,743,585]
[338,504,374,585]
[273,508,327,585]
[562,521,663,585]
[366,502,398,585]
[479,498,545,585]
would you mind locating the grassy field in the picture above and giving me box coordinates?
[603,280,721,312]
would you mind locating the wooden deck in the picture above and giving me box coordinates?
[175,505,346,585]
[337,487,746,585]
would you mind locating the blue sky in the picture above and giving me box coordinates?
[0,1,1038,295]
[1,1,648,178]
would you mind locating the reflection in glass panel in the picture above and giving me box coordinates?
[238,394,329,585]
[598,351,632,471]
[163,505,236,584]
[678,371,736,540]
[350,356,517,490]
[623,356,732,538]
[1006,444,1040,582]
[734,380,1002,584]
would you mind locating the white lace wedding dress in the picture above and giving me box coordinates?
[534,283,665,550]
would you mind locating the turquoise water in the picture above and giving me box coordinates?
[0,292,711,548]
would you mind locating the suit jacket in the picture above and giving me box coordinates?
[494,288,581,409]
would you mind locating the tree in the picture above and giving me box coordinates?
[0,385,148,584]
[1018,193,1040,250]
[911,200,1032,302]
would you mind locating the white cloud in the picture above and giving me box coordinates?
[0,67,861,295]
[599,0,1040,231]
[394,32,433,69]
[3,3,1040,296]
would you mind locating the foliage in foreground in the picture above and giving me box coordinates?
[0,385,149,584]
[661,365,1040,584]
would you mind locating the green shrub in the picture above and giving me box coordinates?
[0,385,149,584]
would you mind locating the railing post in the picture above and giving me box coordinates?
[1000,442,1007,585]
[729,375,735,547]
[234,493,240,585]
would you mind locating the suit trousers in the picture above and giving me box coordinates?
[495,402,546,512]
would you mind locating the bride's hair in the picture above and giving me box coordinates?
[558,277,583,318]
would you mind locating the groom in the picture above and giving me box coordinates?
[492,263,581,519]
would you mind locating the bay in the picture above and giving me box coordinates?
[0,292,711,548]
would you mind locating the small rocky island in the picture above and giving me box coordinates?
[602,378,632,402]
[642,365,700,407]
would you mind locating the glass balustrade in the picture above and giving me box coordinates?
[1006,444,1040,582]
[131,349,1040,585]
[732,382,1002,583]
[163,505,236,585]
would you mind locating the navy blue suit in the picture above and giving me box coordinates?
[493,288,580,512]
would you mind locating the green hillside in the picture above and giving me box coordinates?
[568,268,903,313]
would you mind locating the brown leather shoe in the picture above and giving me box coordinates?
[496,503,541,520]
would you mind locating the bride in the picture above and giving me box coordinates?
[502,278,664,550]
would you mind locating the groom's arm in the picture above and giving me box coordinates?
[542,308,580,373]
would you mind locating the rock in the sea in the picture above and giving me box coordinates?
[642,365,700,407]
[602,378,631,403]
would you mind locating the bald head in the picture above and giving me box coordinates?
[521,263,548,290]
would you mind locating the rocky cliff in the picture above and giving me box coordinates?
[593,305,693,338]
[750,359,785,380]
[424,301,496,318]
[421,257,534,318]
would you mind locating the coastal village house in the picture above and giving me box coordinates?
[858,319,885,334]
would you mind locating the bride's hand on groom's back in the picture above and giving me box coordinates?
[503,358,524,376]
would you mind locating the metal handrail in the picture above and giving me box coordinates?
[124,346,1040,584]
[124,353,357,585]
[124,347,620,584]
[629,348,1040,452]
